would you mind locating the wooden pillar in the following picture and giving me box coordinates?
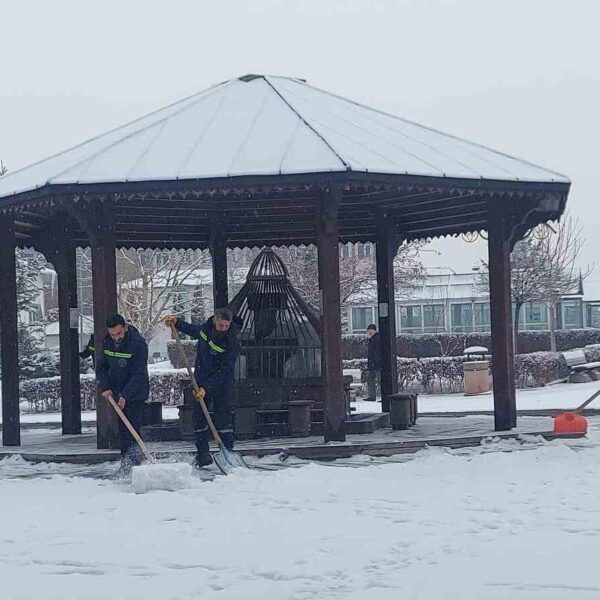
[53,238,82,435]
[317,187,345,442]
[210,214,228,309]
[0,216,20,446]
[90,213,119,449]
[488,203,517,430]
[375,213,399,412]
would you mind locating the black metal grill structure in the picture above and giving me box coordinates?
[229,248,324,436]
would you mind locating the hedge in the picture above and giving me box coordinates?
[20,370,189,413]
[18,345,600,413]
[341,329,600,359]
[343,347,583,393]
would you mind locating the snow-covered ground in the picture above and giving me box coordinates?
[2,422,600,599]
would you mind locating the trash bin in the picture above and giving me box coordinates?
[463,361,491,395]
[386,393,414,430]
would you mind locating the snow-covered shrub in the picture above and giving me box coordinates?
[343,349,570,393]
[584,346,600,363]
[555,329,600,351]
[514,352,569,388]
[20,371,190,413]
[343,356,468,393]
[167,339,197,368]
[19,347,61,379]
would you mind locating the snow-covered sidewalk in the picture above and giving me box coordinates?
[2,425,600,599]
[354,380,600,415]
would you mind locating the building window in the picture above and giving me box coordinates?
[473,302,490,331]
[351,307,375,332]
[451,303,473,332]
[400,305,422,332]
[562,300,581,329]
[588,304,600,328]
[423,304,445,332]
[524,303,547,330]
[340,243,350,259]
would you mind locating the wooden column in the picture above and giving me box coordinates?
[0,216,20,446]
[53,236,82,435]
[375,213,399,412]
[317,187,345,442]
[210,214,228,309]
[488,203,517,430]
[90,210,119,449]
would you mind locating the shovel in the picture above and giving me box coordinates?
[106,393,193,491]
[170,324,250,474]
[553,386,600,435]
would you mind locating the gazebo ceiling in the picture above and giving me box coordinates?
[0,74,570,249]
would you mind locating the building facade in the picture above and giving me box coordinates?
[347,270,595,335]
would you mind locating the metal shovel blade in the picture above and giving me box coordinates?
[213,445,251,474]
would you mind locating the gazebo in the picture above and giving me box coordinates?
[0,74,570,449]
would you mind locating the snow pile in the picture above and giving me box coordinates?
[130,461,193,493]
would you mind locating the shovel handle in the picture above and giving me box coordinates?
[575,387,600,413]
[106,394,154,463]
[170,324,223,446]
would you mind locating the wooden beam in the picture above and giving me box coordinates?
[375,212,400,412]
[487,201,516,430]
[210,214,228,309]
[52,232,82,435]
[401,219,487,237]
[317,187,345,442]
[89,206,120,449]
[394,198,486,221]
[0,216,20,446]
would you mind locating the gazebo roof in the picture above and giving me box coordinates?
[0,74,567,200]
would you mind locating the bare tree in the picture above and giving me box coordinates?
[227,247,259,299]
[118,249,212,342]
[535,215,592,351]
[0,160,6,176]
[77,248,212,342]
[478,214,591,353]
[478,237,551,353]
[276,242,426,313]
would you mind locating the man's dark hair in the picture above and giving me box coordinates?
[106,313,127,328]
[367,324,377,331]
[214,307,233,322]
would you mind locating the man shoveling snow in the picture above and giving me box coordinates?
[96,313,150,476]
[164,308,243,470]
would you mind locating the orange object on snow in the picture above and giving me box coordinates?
[553,412,588,435]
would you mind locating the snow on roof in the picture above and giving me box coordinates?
[0,75,568,199]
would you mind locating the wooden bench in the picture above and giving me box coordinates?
[562,349,600,383]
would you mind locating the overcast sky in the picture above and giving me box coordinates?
[1,0,599,296]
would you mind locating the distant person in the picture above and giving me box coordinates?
[79,334,95,367]
[96,314,149,475]
[164,308,243,469]
[366,324,381,401]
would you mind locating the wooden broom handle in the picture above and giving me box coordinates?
[170,324,223,446]
[106,394,154,463]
